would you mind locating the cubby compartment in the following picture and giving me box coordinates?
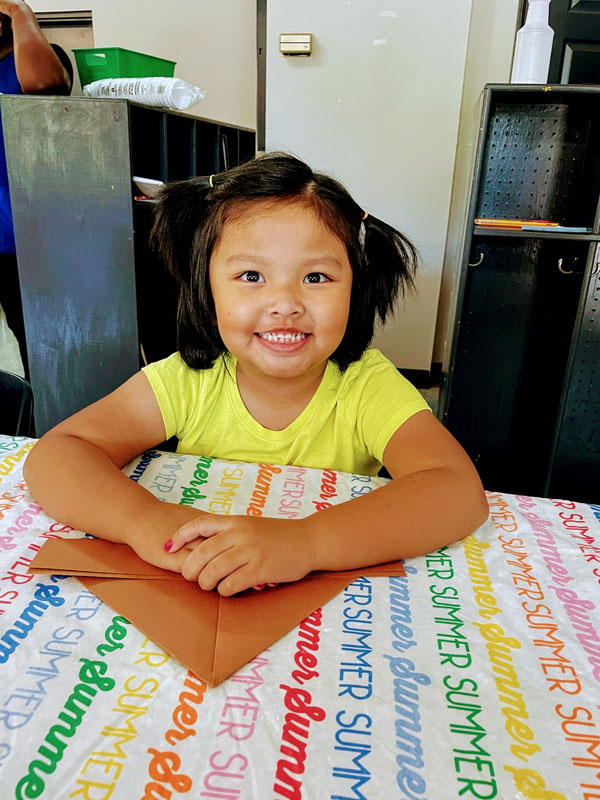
[130,104,166,181]
[239,130,256,165]
[166,114,195,181]
[133,202,179,366]
[475,90,600,230]
[196,120,219,175]
[218,127,238,172]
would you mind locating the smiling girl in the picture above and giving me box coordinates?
[24,152,488,595]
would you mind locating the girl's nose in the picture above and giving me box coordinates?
[269,284,304,317]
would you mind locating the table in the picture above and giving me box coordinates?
[1,434,599,799]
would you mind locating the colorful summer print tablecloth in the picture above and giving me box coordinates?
[1,434,600,800]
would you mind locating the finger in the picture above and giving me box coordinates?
[194,548,249,591]
[180,541,229,583]
[217,564,262,597]
[180,534,238,583]
[164,541,197,557]
[157,548,190,574]
[166,515,226,553]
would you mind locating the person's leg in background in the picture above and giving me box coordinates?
[0,252,28,379]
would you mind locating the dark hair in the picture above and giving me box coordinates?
[151,151,417,371]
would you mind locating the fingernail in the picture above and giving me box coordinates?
[164,539,173,552]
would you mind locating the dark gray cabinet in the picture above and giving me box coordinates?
[439,85,600,503]
[1,95,255,435]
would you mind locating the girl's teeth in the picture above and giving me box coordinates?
[259,332,306,343]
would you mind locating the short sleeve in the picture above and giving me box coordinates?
[352,350,431,464]
[142,353,191,440]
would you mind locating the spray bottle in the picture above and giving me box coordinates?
[511,0,554,84]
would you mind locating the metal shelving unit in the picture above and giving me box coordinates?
[439,85,600,503]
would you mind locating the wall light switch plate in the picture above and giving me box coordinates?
[279,33,313,56]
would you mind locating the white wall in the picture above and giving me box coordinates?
[434,0,521,364]
[32,1,257,129]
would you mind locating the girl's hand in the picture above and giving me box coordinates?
[128,527,195,573]
[165,516,316,596]
[128,505,210,573]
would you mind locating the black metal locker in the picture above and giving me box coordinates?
[440,85,600,503]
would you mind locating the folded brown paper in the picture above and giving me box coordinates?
[29,538,405,686]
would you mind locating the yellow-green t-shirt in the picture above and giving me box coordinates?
[142,349,430,476]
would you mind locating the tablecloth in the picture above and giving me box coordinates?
[1,434,599,800]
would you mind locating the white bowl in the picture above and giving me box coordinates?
[132,176,165,198]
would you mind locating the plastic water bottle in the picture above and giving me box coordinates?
[83,77,205,111]
[511,0,554,84]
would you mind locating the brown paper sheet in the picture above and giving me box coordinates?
[29,538,405,686]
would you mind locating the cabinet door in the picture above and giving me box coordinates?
[444,238,586,496]
[547,0,600,83]
[548,245,600,502]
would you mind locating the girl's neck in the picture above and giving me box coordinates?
[235,361,327,431]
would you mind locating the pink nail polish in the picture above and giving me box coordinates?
[164,539,173,552]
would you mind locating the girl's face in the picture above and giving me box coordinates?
[209,200,353,385]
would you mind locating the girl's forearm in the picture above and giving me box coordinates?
[304,467,489,571]
[23,435,172,545]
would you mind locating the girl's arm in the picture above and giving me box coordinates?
[168,410,489,594]
[23,372,200,571]
[307,409,489,567]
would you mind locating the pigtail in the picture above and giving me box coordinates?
[333,213,418,370]
[150,178,212,286]
[361,213,418,325]
[150,177,225,369]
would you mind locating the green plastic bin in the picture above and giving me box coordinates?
[73,47,176,86]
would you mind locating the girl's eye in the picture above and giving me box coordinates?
[304,272,330,284]
[239,271,265,283]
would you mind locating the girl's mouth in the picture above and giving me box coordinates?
[256,331,308,344]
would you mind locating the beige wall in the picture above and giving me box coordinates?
[32,1,257,129]
[433,0,521,364]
